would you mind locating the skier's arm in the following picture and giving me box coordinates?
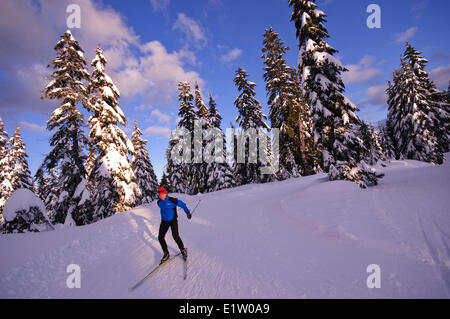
[176,198,190,215]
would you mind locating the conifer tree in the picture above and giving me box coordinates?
[34,167,49,203]
[289,67,320,174]
[88,45,141,220]
[207,94,222,129]
[0,117,11,223]
[1,188,51,234]
[41,30,93,225]
[178,82,197,133]
[261,28,316,177]
[387,55,442,163]
[195,82,209,121]
[262,28,299,179]
[175,81,196,193]
[131,120,158,204]
[369,123,384,163]
[85,143,96,177]
[166,128,188,193]
[192,82,210,194]
[290,0,383,187]
[431,87,450,153]
[160,171,171,192]
[377,123,396,160]
[234,67,270,131]
[358,122,383,165]
[403,42,449,157]
[233,67,275,184]
[9,128,33,191]
[204,94,235,192]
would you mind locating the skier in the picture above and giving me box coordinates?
[156,187,191,264]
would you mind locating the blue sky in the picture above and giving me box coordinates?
[0,0,449,180]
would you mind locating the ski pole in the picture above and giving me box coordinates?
[191,199,201,216]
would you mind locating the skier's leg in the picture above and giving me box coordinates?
[170,219,185,251]
[158,221,170,254]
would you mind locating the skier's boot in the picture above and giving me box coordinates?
[181,248,188,261]
[160,252,170,264]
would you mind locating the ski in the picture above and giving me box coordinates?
[129,252,182,291]
[182,248,188,280]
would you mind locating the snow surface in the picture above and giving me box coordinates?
[1,155,449,298]
[3,188,48,222]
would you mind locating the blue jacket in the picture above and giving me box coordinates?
[157,196,190,221]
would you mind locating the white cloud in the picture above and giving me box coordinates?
[150,109,171,124]
[143,125,171,137]
[394,27,419,44]
[410,1,428,19]
[429,52,450,63]
[135,104,153,111]
[430,65,450,90]
[359,85,387,108]
[18,121,46,133]
[0,0,204,116]
[221,48,243,63]
[172,13,208,47]
[343,56,383,84]
[112,40,202,105]
[149,0,170,12]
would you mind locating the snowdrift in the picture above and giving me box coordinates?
[1,155,449,298]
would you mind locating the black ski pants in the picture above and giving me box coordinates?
[158,219,185,254]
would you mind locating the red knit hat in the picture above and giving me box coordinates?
[158,187,167,194]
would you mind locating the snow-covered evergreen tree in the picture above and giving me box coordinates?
[358,122,383,165]
[207,94,222,129]
[0,117,11,223]
[431,87,450,153]
[166,128,188,193]
[87,45,141,220]
[44,169,60,215]
[178,81,197,133]
[85,143,96,178]
[159,171,171,192]
[377,123,396,160]
[262,28,300,180]
[1,188,52,234]
[195,82,209,121]
[289,67,320,175]
[192,82,210,194]
[204,94,235,192]
[34,167,49,203]
[174,81,196,193]
[261,28,317,178]
[403,42,449,157]
[290,0,383,187]
[8,128,33,191]
[233,67,275,184]
[369,124,384,163]
[234,67,270,131]
[41,30,93,225]
[387,55,442,164]
[131,120,158,204]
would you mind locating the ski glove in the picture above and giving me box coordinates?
[187,213,192,220]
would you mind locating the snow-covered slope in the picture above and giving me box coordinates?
[1,155,449,298]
